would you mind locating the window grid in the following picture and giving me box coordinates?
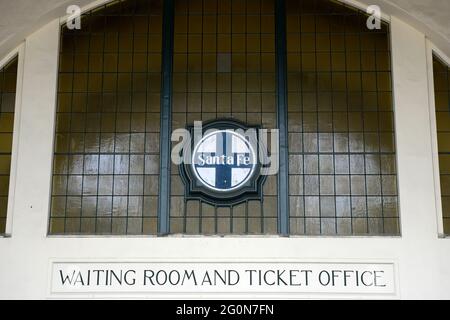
[170,0,278,235]
[286,0,399,235]
[0,57,18,234]
[50,0,163,235]
[433,55,450,235]
[47,0,401,237]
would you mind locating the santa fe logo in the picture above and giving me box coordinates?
[192,130,257,192]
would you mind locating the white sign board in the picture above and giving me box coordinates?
[51,262,396,295]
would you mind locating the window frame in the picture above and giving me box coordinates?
[426,40,450,238]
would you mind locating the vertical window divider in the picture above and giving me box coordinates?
[275,0,289,236]
[158,0,175,235]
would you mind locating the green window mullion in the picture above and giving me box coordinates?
[275,0,290,236]
[158,0,175,235]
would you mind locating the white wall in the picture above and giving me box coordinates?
[0,13,449,300]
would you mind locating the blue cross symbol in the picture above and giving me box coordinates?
[194,131,254,190]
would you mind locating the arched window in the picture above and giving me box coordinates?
[0,57,18,234]
[433,55,450,235]
[49,0,399,236]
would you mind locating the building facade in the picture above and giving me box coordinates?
[0,0,449,299]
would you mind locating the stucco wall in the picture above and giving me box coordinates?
[0,5,449,299]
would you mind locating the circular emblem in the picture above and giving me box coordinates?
[191,130,257,193]
[180,119,266,205]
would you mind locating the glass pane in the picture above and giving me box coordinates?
[50,0,162,235]
[287,0,398,236]
[433,55,450,235]
[171,0,277,235]
[0,57,17,234]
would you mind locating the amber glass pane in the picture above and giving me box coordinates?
[171,0,277,235]
[50,0,162,235]
[433,55,450,235]
[0,57,18,234]
[287,0,399,235]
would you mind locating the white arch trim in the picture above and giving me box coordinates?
[0,0,449,63]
